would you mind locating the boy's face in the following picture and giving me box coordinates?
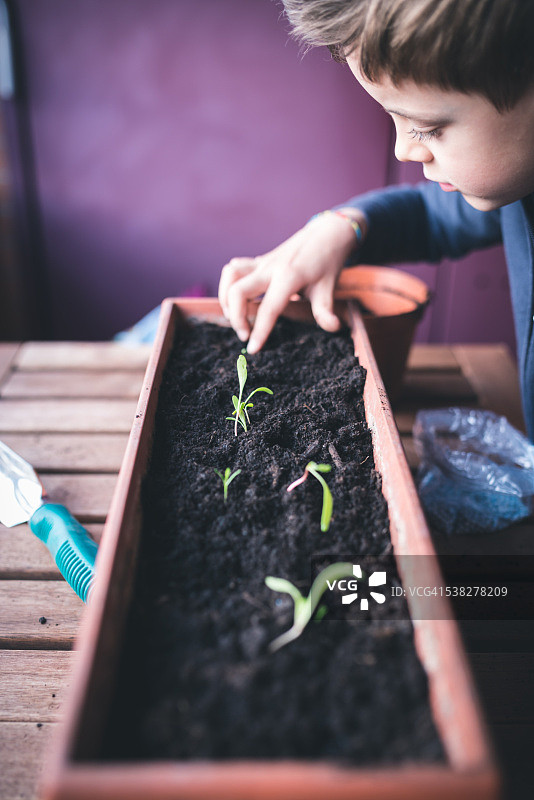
[347,54,534,210]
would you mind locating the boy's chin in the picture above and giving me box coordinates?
[460,193,503,212]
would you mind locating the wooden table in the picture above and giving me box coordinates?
[0,341,533,799]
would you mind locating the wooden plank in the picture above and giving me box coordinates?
[397,345,522,484]
[391,409,417,434]
[397,343,521,439]
[0,525,103,579]
[432,519,534,556]
[1,370,144,398]
[0,712,527,800]
[459,619,534,653]
[0,581,83,649]
[15,342,151,371]
[0,399,138,433]
[38,473,118,520]
[0,433,129,472]
[469,653,534,725]
[407,345,459,371]
[0,720,56,800]
[453,344,525,432]
[488,723,534,799]
[0,343,19,386]
[400,370,478,403]
[0,650,72,721]
[399,434,419,470]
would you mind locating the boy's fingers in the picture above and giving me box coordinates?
[247,274,301,354]
[219,257,257,318]
[308,281,341,332]
[226,268,269,341]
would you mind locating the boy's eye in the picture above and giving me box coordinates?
[408,127,441,143]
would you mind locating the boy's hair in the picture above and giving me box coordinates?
[282,0,534,111]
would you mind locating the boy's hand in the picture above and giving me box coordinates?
[218,209,365,353]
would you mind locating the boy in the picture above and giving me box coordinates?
[218,0,534,440]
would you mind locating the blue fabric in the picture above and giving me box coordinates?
[114,305,161,344]
[339,181,534,440]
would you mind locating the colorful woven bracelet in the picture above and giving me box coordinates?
[308,209,363,244]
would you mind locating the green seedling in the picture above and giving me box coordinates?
[287,461,333,532]
[265,562,354,652]
[226,354,273,436]
[214,467,241,502]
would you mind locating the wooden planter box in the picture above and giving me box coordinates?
[42,297,499,800]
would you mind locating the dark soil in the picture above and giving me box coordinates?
[101,317,445,766]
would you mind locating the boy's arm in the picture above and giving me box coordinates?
[345,180,502,265]
[219,181,502,353]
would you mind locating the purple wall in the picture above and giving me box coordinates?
[17,0,390,338]
[14,0,515,351]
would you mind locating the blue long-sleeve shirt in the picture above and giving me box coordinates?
[341,181,534,440]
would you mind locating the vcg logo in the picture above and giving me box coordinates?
[326,564,387,610]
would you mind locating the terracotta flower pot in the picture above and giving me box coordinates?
[335,266,430,402]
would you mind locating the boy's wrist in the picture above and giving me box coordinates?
[307,208,367,246]
[334,207,368,242]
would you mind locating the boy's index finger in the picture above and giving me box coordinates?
[247,274,301,354]
[218,257,256,319]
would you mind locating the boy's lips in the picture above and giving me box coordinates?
[438,181,457,192]
[426,174,457,192]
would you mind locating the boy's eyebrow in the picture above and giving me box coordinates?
[383,107,452,126]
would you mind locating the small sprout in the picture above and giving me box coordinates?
[265,562,354,652]
[287,461,333,532]
[226,354,273,436]
[214,467,241,502]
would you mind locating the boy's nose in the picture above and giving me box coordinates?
[394,134,433,164]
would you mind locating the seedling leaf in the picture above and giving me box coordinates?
[287,461,334,532]
[265,576,304,605]
[225,468,241,488]
[228,354,273,436]
[237,354,247,394]
[214,466,242,502]
[320,485,333,530]
[246,387,273,399]
[265,562,354,652]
